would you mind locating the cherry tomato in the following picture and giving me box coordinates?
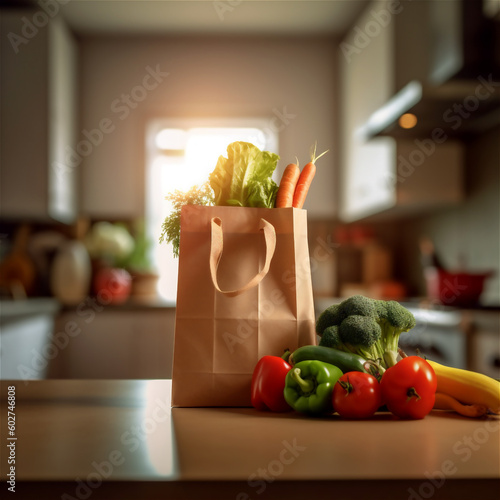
[332,372,382,419]
[380,356,437,420]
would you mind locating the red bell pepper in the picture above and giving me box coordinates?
[251,350,292,412]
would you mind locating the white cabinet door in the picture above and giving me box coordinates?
[0,11,78,223]
[339,0,397,222]
[1,315,55,380]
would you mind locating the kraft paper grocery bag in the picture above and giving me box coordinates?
[171,205,316,407]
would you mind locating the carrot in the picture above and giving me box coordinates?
[275,160,300,208]
[292,142,329,209]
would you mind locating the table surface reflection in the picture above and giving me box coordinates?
[1,379,498,499]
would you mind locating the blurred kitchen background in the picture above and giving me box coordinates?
[1,0,499,381]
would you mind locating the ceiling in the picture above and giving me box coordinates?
[50,0,369,36]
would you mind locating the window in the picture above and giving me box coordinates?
[146,119,279,302]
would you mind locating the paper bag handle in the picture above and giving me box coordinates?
[210,217,276,297]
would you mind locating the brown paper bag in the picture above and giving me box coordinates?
[171,205,316,407]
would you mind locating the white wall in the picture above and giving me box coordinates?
[79,35,338,218]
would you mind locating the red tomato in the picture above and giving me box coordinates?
[380,356,437,419]
[94,267,132,304]
[332,372,382,419]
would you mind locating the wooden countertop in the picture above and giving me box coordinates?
[1,379,498,499]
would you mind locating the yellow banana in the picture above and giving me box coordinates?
[434,392,488,418]
[427,360,500,414]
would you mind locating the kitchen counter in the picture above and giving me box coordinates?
[1,380,498,499]
[0,297,60,321]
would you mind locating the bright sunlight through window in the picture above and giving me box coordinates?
[146,119,278,302]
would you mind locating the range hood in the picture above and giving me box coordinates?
[359,0,500,140]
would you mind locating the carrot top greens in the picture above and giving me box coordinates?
[159,182,214,257]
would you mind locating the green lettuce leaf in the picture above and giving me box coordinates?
[209,141,280,208]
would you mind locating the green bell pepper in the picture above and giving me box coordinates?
[283,360,342,415]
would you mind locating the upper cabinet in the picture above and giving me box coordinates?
[337,0,500,222]
[0,10,78,224]
[338,0,400,221]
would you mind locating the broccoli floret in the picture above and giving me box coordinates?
[338,294,377,318]
[316,295,375,335]
[316,304,343,335]
[339,315,384,362]
[377,300,416,367]
[315,295,416,369]
[319,325,349,351]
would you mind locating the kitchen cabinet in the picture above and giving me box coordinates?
[338,0,464,222]
[0,298,60,379]
[0,10,78,223]
[466,310,500,379]
[48,307,175,379]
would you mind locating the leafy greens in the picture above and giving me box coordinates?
[209,142,280,208]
